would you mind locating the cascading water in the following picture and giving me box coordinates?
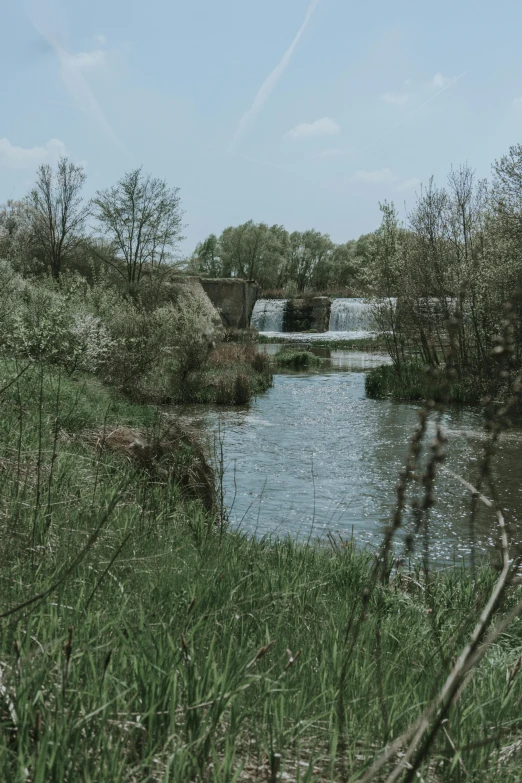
[328,299,375,332]
[251,299,287,332]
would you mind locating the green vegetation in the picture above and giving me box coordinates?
[3,144,522,782]
[190,221,374,293]
[365,362,484,405]
[273,349,322,369]
[1,360,522,780]
[367,149,522,401]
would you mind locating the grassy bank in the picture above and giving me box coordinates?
[183,344,273,405]
[1,360,522,780]
[365,362,488,405]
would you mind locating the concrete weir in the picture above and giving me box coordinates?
[199,278,260,329]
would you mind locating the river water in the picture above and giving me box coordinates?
[180,350,522,565]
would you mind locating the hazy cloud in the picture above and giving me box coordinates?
[0,138,67,169]
[26,7,130,156]
[397,177,420,192]
[511,97,522,111]
[431,72,453,90]
[70,49,106,69]
[352,168,396,184]
[380,92,413,108]
[232,0,321,148]
[286,117,340,139]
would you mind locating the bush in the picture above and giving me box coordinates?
[2,273,112,374]
[274,350,322,369]
[365,362,484,404]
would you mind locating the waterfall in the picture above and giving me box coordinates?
[329,299,375,332]
[251,299,287,332]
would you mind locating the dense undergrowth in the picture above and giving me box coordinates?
[1,360,522,781]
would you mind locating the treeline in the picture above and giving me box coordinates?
[0,160,185,285]
[0,160,271,405]
[369,143,522,399]
[190,222,375,293]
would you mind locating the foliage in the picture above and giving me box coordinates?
[24,157,88,279]
[92,167,185,284]
[274,349,322,369]
[364,362,483,404]
[191,221,367,292]
[368,159,522,395]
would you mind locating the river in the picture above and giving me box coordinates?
[179,349,522,565]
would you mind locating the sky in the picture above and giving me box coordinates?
[1,0,522,256]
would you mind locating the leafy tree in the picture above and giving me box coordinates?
[191,234,221,276]
[92,168,185,285]
[287,230,333,291]
[24,158,88,280]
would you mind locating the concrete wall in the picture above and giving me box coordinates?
[199,278,261,329]
[283,297,331,333]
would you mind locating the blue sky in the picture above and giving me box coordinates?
[1,0,522,255]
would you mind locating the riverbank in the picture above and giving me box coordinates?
[1,360,522,780]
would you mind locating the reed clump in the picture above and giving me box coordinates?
[274,349,322,369]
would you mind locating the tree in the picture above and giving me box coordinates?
[287,230,333,291]
[216,221,288,287]
[92,168,185,285]
[191,234,221,277]
[24,158,88,279]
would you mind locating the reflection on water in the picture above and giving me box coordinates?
[180,363,522,565]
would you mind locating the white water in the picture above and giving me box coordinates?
[252,297,377,337]
[328,298,375,332]
[251,299,287,332]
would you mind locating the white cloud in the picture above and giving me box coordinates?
[26,9,130,156]
[352,168,396,184]
[0,138,67,170]
[286,117,341,139]
[397,177,420,192]
[380,92,412,108]
[70,49,106,70]
[511,97,522,111]
[96,34,106,46]
[431,72,453,90]
[232,0,321,148]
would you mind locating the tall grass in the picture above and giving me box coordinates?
[1,357,522,781]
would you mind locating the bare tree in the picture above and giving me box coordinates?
[25,158,88,279]
[92,168,185,285]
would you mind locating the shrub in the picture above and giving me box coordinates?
[233,373,250,404]
[274,350,322,369]
[364,362,484,404]
[251,351,271,374]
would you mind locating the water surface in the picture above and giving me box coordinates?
[180,357,522,564]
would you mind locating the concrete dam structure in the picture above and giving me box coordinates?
[199,278,261,329]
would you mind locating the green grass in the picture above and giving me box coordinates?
[1,360,522,781]
[273,350,323,369]
[365,362,486,405]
